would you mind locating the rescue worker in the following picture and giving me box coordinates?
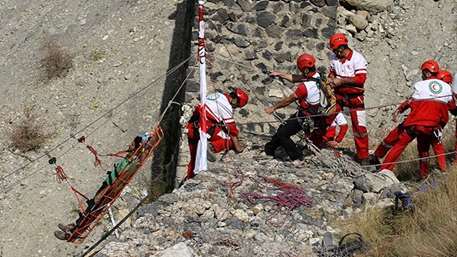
[265,53,327,161]
[380,60,453,179]
[374,64,452,175]
[186,87,248,178]
[323,112,349,148]
[327,33,370,165]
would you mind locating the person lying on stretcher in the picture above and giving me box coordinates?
[54,132,151,241]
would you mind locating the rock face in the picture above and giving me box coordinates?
[343,0,393,13]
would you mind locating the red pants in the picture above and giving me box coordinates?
[336,95,369,160]
[186,123,233,178]
[374,125,403,159]
[381,126,445,178]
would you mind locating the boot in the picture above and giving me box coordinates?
[54,230,70,241]
[368,154,381,166]
[58,223,76,232]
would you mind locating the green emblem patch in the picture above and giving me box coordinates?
[429,81,443,94]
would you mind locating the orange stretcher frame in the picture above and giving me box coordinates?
[66,127,164,243]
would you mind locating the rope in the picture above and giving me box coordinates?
[237,95,454,126]
[361,149,457,168]
[0,56,190,184]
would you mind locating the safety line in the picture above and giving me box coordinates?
[238,94,454,126]
[361,150,457,168]
[0,56,190,183]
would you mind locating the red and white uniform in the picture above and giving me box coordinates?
[294,73,328,147]
[324,113,349,143]
[187,92,239,177]
[294,73,321,111]
[329,50,369,160]
[381,79,452,177]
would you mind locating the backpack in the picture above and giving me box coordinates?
[309,73,337,114]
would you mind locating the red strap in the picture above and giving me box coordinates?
[86,145,102,166]
[55,165,68,183]
[78,136,102,167]
[70,186,89,212]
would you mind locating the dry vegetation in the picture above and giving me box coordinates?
[41,39,73,81]
[343,165,457,257]
[9,107,52,152]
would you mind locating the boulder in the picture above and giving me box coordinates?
[154,242,196,257]
[349,14,369,30]
[343,0,393,13]
[354,169,401,193]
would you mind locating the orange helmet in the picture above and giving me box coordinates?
[329,33,348,50]
[296,53,316,72]
[437,70,453,84]
[420,59,440,74]
[233,88,249,108]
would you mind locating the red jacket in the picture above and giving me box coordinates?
[402,99,449,128]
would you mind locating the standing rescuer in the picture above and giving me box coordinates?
[264,53,327,161]
[380,60,453,179]
[327,33,370,165]
[374,66,454,171]
[186,87,248,178]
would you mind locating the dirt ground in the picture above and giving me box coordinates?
[0,0,178,256]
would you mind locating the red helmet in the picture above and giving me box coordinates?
[420,59,440,74]
[329,33,348,50]
[233,88,249,108]
[296,53,316,72]
[437,70,453,84]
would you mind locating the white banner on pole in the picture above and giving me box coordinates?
[194,0,208,174]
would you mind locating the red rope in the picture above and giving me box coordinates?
[241,177,313,210]
[78,136,102,166]
[55,165,68,183]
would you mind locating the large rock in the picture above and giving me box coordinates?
[153,243,197,257]
[343,0,393,13]
[349,14,369,30]
[353,169,401,193]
